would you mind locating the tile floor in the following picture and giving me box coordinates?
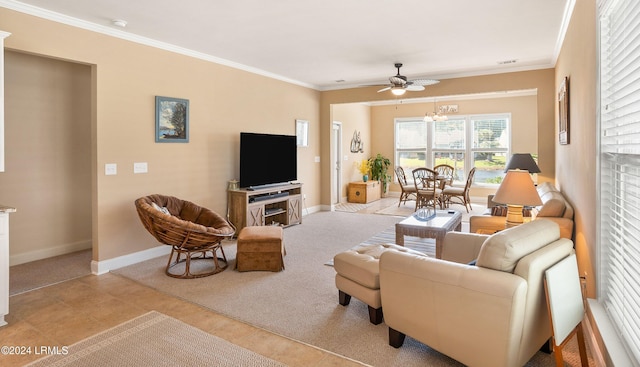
[1,273,365,367]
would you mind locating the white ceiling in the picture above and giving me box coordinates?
[2,0,574,91]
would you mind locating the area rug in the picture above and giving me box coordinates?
[25,311,285,367]
[334,202,374,213]
[324,227,436,266]
[114,211,589,367]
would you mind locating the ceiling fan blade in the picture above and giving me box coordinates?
[406,85,425,92]
[410,79,440,86]
[377,86,392,93]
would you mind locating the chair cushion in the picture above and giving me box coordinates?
[402,185,417,193]
[476,220,561,273]
[334,243,426,289]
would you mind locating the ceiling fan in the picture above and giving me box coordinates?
[376,63,439,96]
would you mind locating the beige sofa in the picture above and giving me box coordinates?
[379,220,574,367]
[470,182,574,239]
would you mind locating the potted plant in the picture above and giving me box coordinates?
[369,154,392,194]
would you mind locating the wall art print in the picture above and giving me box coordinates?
[155,96,189,143]
[558,77,569,145]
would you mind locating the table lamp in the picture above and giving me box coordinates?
[493,170,542,228]
[504,153,541,173]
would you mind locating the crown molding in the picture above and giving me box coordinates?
[0,0,318,90]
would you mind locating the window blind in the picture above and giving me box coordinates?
[599,0,640,364]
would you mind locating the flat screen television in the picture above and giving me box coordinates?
[240,132,297,189]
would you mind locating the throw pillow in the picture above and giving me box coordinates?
[151,202,171,215]
[491,205,532,217]
[491,206,508,216]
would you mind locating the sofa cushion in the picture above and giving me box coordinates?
[476,220,561,273]
[536,191,566,217]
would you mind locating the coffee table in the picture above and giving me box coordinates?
[395,210,462,259]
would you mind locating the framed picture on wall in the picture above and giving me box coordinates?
[155,96,189,143]
[558,77,569,145]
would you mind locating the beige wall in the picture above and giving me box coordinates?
[554,0,597,297]
[2,51,92,264]
[332,103,371,202]
[1,8,321,263]
[321,69,556,206]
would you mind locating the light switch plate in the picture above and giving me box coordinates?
[134,162,148,174]
[314,156,321,163]
[105,163,117,175]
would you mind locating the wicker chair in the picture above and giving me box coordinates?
[135,194,235,279]
[434,164,455,188]
[442,167,476,213]
[412,168,443,211]
[395,166,417,207]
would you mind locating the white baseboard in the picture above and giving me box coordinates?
[92,205,326,276]
[10,240,92,266]
[302,204,322,216]
[91,245,171,275]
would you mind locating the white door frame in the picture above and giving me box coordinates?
[332,122,342,206]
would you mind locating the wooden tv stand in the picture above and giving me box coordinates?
[228,183,302,234]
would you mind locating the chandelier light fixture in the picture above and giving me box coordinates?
[423,98,448,122]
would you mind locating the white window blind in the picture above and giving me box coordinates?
[599,0,640,364]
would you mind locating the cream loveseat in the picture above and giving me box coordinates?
[379,220,574,367]
[470,182,574,239]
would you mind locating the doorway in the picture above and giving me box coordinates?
[3,51,93,293]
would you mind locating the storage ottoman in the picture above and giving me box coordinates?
[236,226,286,272]
[333,243,426,324]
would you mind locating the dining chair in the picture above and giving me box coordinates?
[395,166,417,207]
[442,167,476,212]
[412,167,443,211]
[434,164,455,188]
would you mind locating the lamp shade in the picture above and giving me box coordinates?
[504,153,541,173]
[493,170,543,206]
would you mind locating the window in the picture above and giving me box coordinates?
[598,0,640,363]
[472,117,509,184]
[395,114,510,185]
[433,119,465,182]
[395,119,427,171]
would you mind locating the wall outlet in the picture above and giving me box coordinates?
[314,156,321,163]
[133,162,148,174]
[105,163,117,175]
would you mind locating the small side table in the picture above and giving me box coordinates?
[347,181,381,204]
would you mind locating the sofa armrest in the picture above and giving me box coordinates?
[469,215,506,234]
[440,232,489,263]
[380,251,527,367]
[533,217,574,239]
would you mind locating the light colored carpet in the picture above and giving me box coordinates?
[10,249,92,296]
[25,311,286,367]
[114,210,590,367]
